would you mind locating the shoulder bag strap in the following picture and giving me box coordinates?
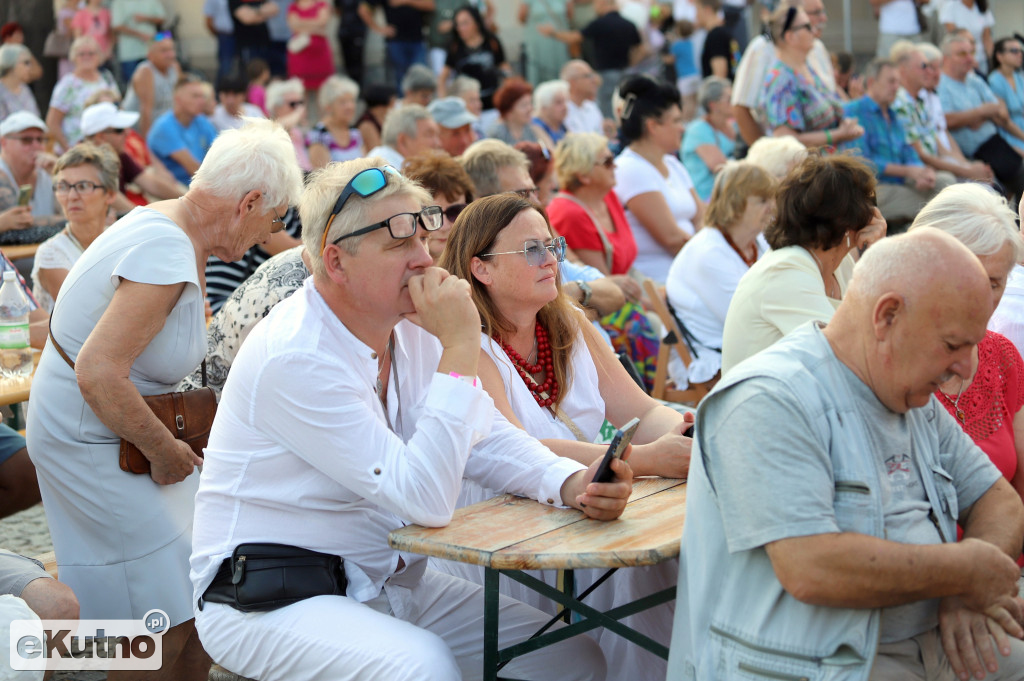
[555,192,614,273]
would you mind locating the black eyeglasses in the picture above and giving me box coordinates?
[333,205,444,243]
[55,180,103,195]
[107,128,126,134]
[510,186,540,201]
[320,165,401,253]
[1004,47,1023,55]
[441,203,467,223]
[479,236,567,267]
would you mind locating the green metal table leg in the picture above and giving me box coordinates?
[484,567,500,681]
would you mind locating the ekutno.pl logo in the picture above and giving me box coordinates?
[9,608,169,671]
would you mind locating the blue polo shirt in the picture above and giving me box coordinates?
[937,72,999,157]
[842,95,922,184]
[147,111,218,186]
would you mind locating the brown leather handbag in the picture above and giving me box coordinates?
[48,328,216,474]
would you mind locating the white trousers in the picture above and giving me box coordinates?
[195,568,607,681]
[871,627,1024,680]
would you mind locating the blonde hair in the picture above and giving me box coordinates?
[554,132,609,190]
[705,161,777,231]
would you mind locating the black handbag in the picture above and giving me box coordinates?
[201,543,347,612]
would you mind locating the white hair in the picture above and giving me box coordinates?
[69,35,100,61]
[301,157,432,277]
[745,136,807,180]
[0,44,27,78]
[533,80,569,113]
[265,78,305,114]
[449,75,481,97]
[190,118,303,214]
[917,42,941,62]
[381,104,432,147]
[318,75,359,112]
[909,183,1024,261]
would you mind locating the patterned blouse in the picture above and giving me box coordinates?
[762,60,843,133]
[305,122,364,163]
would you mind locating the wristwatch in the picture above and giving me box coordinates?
[575,280,593,308]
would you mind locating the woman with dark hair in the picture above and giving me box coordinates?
[989,37,1024,152]
[612,75,701,283]
[438,192,690,680]
[487,77,540,144]
[720,152,887,374]
[941,0,994,74]
[514,140,555,206]
[439,5,509,111]
[762,4,862,148]
[401,149,476,262]
[355,83,395,154]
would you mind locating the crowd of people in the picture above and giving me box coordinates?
[0,1,1024,680]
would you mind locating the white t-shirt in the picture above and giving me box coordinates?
[989,264,1024,360]
[367,145,405,168]
[879,0,921,35]
[210,103,265,132]
[665,227,767,385]
[939,2,994,73]
[565,99,604,135]
[613,147,698,283]
[31,229,83,313]
[920,88,953,152]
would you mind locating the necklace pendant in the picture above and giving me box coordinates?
[955,408,965,423]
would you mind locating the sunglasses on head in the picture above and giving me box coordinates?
[478,236,567,267]
[153,30,173,42]
[319,165,401,253]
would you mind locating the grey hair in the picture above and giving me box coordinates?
[697,76,731,111]
[401,64,437,95]
[190,118,303,217]
[318,75,359,112]
[862,58,895,82]
[909,183,1024,261]
[449,75,481,97]
[53,142,120,194]
[460,139,528,197]
[745,135,807,180]
[381,104,432,147]
[941,33,971,57]
[300,157,432,277]
[69,35,100,61]
[0,44,27,78]
[533,80,569,113]
[917,42,942,62]
[265,78,305,115]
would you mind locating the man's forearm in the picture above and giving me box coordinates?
[960,477,1024,558]
[945,107,988,131]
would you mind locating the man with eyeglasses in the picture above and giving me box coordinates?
[0,112,64,245]
[891,45,996,184]
[147,74,219,187]
[191,158,631,681]
[732,0,836,147]
[80,101,186,214]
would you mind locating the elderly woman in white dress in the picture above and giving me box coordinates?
[665,161,776,387]
[438,193,692,680]
[26,119,302,681]
[31,143,118,312]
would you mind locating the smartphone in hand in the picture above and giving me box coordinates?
[17,185,32,207]
[592,417,640,484]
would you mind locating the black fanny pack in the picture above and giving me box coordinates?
[200,542,347,613]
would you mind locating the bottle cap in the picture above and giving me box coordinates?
[2,271,14,281]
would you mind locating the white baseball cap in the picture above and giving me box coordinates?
[0,111,47,137]
[80,102,140,137]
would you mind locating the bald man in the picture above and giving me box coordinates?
[668,229,1024,681]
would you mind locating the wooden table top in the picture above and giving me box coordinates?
[1,243,42,261]
[0,350,40,407]
[389,478,686,571]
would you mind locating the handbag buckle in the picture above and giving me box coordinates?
[176,414,185,434]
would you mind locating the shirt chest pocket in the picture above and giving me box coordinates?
[930,464,959,528]
[833,480,875,536]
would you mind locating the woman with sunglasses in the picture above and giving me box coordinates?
[762,4,862,149]
[27,119,302,681]
[31,143,117,313]
[401,149,474,263]
[988,37,1024,153]
[438,193,690,680]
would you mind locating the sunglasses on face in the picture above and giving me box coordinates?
[595,155,615,168]
[319,165,401,253]
[479,236,567,267]
[9,134,44,145]
[285,100,304,109]
[787,22,813,35]
[1004,47,1023,55]
[441,203,467,223]
[334,205,443,243]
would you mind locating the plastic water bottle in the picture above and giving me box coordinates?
[0,270,33,379]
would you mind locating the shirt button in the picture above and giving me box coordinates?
[547,498,554,504]
[374,467,381,475]
[371,352,378,360]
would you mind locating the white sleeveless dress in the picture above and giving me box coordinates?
[26,207,205,626]
[430,329,677,681]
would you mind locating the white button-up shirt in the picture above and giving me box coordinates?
[190,279,583,614]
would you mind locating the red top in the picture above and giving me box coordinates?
[547,192,638,276]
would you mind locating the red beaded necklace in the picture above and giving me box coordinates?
[495,321,560,408]
[721,230,757,268]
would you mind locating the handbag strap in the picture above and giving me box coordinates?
[555,192,614,273]
[48,322,209,387]
[552,404,588,443]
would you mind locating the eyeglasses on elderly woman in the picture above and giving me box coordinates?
[319,165,401,253]
[478,236,567,267]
